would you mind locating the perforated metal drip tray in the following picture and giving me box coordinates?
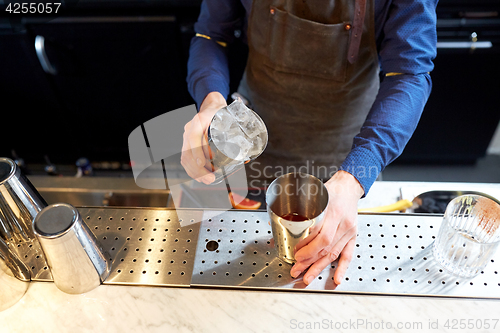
[32,207,203,287]
[191,211,500,298]
[32,208,500,298]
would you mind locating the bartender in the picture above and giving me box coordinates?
[181,0,437,285]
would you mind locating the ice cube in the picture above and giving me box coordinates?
[212,108,233,132]
[248,135,264,158]
[209,128,227,144]
[226,99,251,123]
[219,141,241,160]
[226,120,245,140]
[230,135,252,161]
[240,116,266,139]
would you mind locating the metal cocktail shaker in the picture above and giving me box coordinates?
[0,157,47,310]
[0,158,47,243]
[33,203,111,294]
[266,173,329,264]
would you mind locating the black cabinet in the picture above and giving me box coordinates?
[26,16,194,161]
[1,8,200,164]
[0,30,63,157]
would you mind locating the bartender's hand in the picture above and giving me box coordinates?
[290,170,364,285]
[181,92,227,184]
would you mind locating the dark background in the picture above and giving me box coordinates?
[1,0,499,173]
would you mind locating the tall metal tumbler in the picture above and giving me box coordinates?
[266,173,329,264]
[0,157,46,310]
[0,157,47,243]
[33,203,111,294]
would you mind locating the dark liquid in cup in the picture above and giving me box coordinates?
[280,212,309,221]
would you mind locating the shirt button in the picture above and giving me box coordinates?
[344,23,352,31]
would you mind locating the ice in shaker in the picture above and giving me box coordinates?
[210,99,267,161]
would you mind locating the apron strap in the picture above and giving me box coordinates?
[347,0,367,64]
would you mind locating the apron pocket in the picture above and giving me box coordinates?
[266,6,349,81]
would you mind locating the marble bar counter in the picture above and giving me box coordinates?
[1,181,500,333]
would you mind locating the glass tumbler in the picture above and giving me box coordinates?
[206,99,268,184]
[433,195,500,277]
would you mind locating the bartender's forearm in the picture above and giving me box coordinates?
[343,0,437,196]
[187,37,230,109]
[341,73,432,196]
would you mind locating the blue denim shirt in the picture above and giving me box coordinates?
[187,0,438,195]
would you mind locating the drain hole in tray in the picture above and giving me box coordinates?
[206,240,219,251]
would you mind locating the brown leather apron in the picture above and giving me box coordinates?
[240,0,380,181]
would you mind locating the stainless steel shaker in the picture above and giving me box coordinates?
[0,157,47,243]
[0,157,44,310]
[33,203,111,294]
[266,173,329,264]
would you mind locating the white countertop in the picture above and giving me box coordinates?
[2,181,500,333]
[5,282,500,333]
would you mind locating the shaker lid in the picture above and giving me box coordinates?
[0,158,16,184]
[34,203,78,236]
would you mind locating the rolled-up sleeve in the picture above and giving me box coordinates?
[341,0,438,196]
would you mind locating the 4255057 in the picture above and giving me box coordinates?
[444,319,499,330]
[5,2,61,14]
